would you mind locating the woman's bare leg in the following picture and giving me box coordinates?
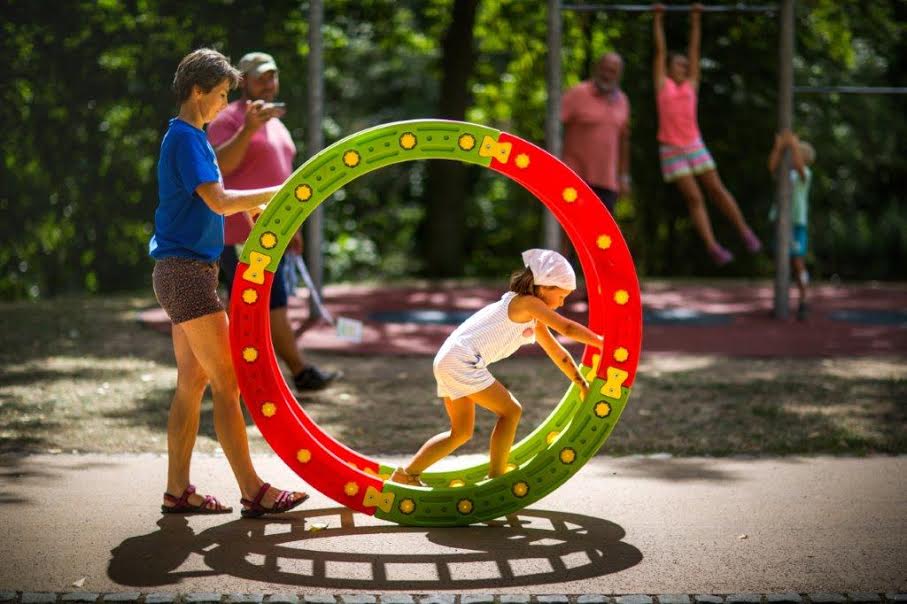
[177,311,306,507]
[164,323,220,509]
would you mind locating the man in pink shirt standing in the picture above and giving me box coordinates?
[208,52,340,392]
[561,52,632,214]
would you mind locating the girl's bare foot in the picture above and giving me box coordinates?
[389,467,426,487]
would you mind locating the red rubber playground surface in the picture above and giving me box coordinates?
[138,279,907,358]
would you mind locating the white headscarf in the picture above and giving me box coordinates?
[522,249,576,291]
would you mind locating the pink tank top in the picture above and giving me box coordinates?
[656,79,702,147]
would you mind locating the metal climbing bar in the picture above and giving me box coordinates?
[794,86,907,95]
[562,3,777,12]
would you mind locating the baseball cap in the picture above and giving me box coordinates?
[238,52,278,78]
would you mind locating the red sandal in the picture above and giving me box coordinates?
[240,482,309,518]
[161,484,232,514]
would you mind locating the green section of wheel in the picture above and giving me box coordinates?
[376,379,630,526]
[240,120,500,271]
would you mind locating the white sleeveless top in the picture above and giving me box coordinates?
[434,292,537,367]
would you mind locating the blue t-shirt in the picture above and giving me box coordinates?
[149,118,224,262]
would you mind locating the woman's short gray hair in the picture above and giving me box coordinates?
[172,48,241,103]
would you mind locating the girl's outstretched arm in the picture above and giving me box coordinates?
[688,3,702,88]
[519,296,604,349]
[653,4,667,91]
[535,324,589,399]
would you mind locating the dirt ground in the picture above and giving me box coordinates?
[0,294,904,457]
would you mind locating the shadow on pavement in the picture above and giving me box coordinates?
[108,506,642,589]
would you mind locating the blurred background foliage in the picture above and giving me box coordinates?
[1,0,904,299]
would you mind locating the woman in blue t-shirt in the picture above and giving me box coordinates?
[149,48,307,517]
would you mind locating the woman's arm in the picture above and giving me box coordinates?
[535,324,589,399]
[195,181,280,216]
[688,3,702,88]
[518,296,604,349]
[653,4,667,91]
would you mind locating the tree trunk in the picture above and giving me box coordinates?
[422,0,479,277]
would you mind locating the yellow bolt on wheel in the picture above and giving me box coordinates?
[399,132,417,150]
[261,402,277,418]
[294,184,313,202]
[458,133,476,151]
[259,232,278,249]
[343,150,361,168]
[594,401,612,418]
[559,447,577,464]
[399,498,416,515]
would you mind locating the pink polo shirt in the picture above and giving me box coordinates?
[560,81,630,192]
[207,100,296,245]
[656,78,702,147]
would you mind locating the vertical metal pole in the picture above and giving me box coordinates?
[306,0,325,315]
[773,0,794,319]
[544,0,563,251]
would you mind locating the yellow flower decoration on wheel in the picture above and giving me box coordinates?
[343,150,361,168]
[399,132,417,150]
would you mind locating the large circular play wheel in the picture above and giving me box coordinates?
[229,119,641,526]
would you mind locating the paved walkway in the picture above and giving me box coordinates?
[2,593,906,603]
[137,281,907,357]
[1,454,904,594]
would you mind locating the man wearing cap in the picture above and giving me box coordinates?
[208,51,340,392]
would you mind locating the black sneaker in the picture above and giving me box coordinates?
[797,301,809,322]
[294,365,342,391]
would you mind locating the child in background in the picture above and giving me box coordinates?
[768,129,815,321]
[390,249,604,486]
[652,3,763,265]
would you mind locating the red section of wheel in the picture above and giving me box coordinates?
[229,268,384,514]
[491,133,642,386]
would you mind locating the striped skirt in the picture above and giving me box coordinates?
[659,139,717,182]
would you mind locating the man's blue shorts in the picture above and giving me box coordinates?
[219,245,288,310]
